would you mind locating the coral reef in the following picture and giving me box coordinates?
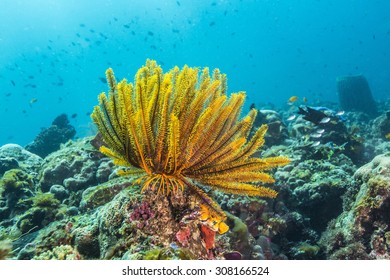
[38,138,112,193]
[25,114,76,158]
[320,153,390,259]
[2,61,389,261]
[0,144,42,176]
[252,109,288,146]
[287,158,355,232]
[0,169,34,223]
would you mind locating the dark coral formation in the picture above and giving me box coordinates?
[337,74,377,117]
[25,114,76,158]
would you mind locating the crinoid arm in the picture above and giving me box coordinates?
[91,59,290,235]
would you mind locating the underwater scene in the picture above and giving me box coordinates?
[0,0,390,260]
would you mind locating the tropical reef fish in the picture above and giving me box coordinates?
[287,95,299,105]
[385,133,390,139]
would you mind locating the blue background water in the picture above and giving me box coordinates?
[0,0,389,146]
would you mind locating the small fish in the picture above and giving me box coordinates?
[319,117,331,124]
[71,113,77,118]
[310,133,322,138]
[147,31,154,36]
[385,133,390,139]
[316,128,325,134]
[287,115,296,121]
[29,98,38,106]
[335,110,345,116]
[312,141,321,147]
[176,1,180,6]
[303,97,308,102]
[11,80,15,86]
[123,24,130,29]
[287,95,298,105]
[209,21,215,26]
[170,242,179,250]
[98,77,106,83]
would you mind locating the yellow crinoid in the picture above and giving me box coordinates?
[91,59,290,234]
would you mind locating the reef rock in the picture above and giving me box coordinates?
[287,157,355,232]
[321,153,390,259]
[0,144,42,176]
[253,110,288,146]
[25,114,76,158]
[38,138,113,193]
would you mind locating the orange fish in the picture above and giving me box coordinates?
[287,96,298,105]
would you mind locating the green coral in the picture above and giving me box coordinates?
[0,168,33,194]
[0,239,12,260]
[33,245,80,260]
[226,212,251,257]
[31,192,60,208]
[354,176,390,215]
[80,177,134,210]
[17,193,62,233]
[295,242,320,258]
[143,247,195,260]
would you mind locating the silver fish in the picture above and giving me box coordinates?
[336,110,345,116]
[316,128,325,134]
[312,141,321,147]
[287,115,296,121]
[310,133,322,138]
[319,117,331,124]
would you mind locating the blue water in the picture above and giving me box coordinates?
[1,0,389,146]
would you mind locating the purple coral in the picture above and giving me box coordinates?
[129,202,155,229]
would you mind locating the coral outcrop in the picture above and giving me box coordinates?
[38,138,113,193]
[337,74,377,117]
[25,114,76,158]
[321,153,390,259]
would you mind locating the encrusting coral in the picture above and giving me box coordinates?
[91,59,290,234]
